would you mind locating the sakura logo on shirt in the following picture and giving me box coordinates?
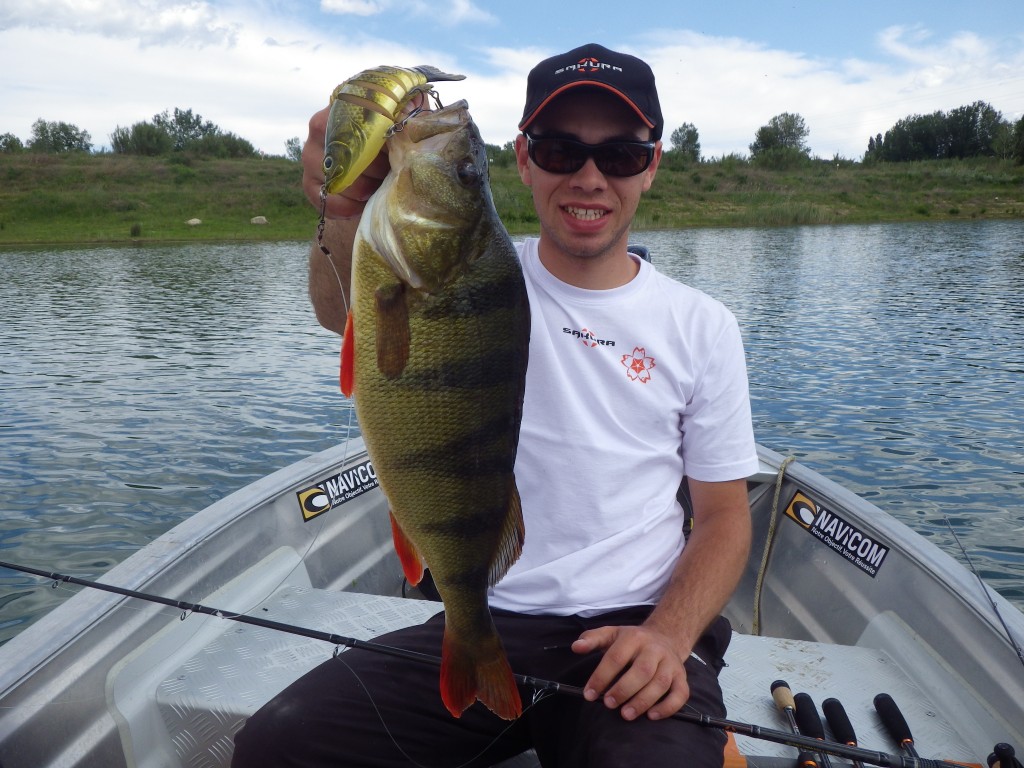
[621,347,656,383]
[561,326,616,347]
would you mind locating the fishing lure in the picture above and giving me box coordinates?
[322,64,465,194]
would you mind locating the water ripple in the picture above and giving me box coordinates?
[644,220,1024,609]
[1,223,1022,644]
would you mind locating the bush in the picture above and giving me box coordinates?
[751,147,811,171]
[0,133,24,153]
[1013,116,1024,165]
[111,122,173,156]
[189,131,257,158]
[28,118,92,153]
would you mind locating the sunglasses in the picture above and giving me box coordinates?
[525,133,656,178]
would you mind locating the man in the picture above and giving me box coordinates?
[233,43,758,767]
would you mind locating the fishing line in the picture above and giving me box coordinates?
[0,560,973,768]
[944,516,1024,673]
[332,649,548,768]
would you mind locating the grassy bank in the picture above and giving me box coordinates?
[1,152,1022,246]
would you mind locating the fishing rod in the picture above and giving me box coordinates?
[943,518,1024,672]
[0,559,975,768]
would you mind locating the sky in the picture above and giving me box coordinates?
[2,0,1023,160]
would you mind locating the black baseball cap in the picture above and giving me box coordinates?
[519,43,664,140]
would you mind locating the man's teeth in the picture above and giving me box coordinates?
[565,206,606,221]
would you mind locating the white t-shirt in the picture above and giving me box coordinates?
[487,238,759,616]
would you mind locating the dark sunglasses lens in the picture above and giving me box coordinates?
[594,144,652,176]
[530,139,585,174]
[529,137,652,177]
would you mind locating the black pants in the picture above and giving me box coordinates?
[232,607,732,768]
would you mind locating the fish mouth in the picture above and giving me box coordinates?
[400,100,471,143]
[361,98,481,293]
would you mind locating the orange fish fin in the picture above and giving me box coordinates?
[389,511,424,586]
[340,310,355,397]
[374,283,409,379]
[440,627,521,720]
[487,477,525,587]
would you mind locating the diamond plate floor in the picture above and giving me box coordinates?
[156,588,977,768]
[721,634,976,766]
[156,587,443,768]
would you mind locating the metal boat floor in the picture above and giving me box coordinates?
[154,587,442,767]
[153,587,978,768]
[720,636,977,766]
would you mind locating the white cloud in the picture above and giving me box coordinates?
[0,10,477,155]
[1,9,1021,161]
[319,0,382,16]
[638,27,1024,159]
[319,0,495,25]
[0,0,239,46]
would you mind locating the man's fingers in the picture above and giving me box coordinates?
[645,679,690,721]
[573,626,627,701]
[600,648,669,718]
[617,658,688,721]
[576,624,692,720]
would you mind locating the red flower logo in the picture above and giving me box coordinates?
[621,347,655,383]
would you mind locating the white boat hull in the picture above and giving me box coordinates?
[0,442,1021,767]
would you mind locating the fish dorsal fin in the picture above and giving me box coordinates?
[390,511,425,586]
[340,310,355,397]
[374,283,410,379]
[488,477,525,587]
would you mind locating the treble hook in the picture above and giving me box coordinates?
[386,104,426,138]
[385,87,447,138]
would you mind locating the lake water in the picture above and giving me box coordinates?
[1,221,1022,645]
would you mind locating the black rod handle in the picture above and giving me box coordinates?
[794,693,826,739]
[795,693,834,768]
[822,698,857,746]
[873,693,919,757]
[823,697,865,768]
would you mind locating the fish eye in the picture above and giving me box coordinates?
[456,158,480,186]
[323,157,333,170]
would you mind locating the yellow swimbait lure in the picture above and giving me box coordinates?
[323,65,465,194]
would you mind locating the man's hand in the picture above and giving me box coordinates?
[572,623,690,721]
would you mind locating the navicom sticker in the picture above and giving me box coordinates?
[296,459,379,522]
[784,491,889,577]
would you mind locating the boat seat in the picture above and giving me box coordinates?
[149,587,979,768]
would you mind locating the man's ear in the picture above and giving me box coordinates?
[641,141,663,192]
[514,134,532,187]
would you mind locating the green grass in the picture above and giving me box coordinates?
[0,153,312,245]
[1,152,1022,246]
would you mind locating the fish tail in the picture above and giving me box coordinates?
[440,627,521,720]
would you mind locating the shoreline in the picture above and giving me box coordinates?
[2,152,1022,247]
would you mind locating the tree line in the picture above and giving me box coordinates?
[4,100,1023,166]
[864,101,1020,162]
[0,108,303,160]
[664,100,1024,166]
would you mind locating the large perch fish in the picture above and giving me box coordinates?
[340,100,530,720]
[323,65,465,194]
